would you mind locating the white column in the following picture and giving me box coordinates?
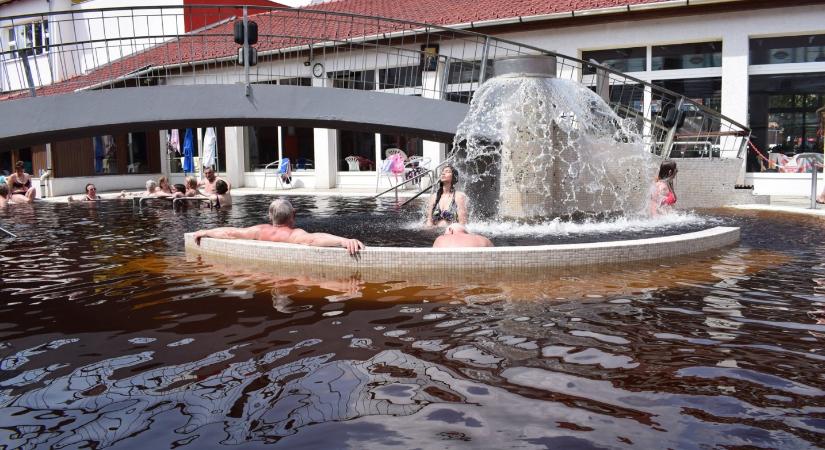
[277,126,284,162]
[423,140,447,167]
[159,130,170,175]
[375,133,382,164]
[313,75,337,189]
[421,58,448,167]
[721,32,750,160]
[224,126,246,188]
[313,128,338,189]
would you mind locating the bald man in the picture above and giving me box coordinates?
[432,224,493,248]
[193,198,364,255]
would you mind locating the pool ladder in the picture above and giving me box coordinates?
[373,159,452,207]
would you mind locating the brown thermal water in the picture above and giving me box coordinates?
[0,196,824,449]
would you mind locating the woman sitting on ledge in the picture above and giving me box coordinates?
[193,198,364,256]
[425,165,468,227]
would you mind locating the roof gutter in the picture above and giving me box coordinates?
[451,0,748,31]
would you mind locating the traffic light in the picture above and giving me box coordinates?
[234,20,258,45]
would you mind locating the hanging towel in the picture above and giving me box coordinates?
[167,129,180,155]
[201,127,217,169]
[183,128,195,173]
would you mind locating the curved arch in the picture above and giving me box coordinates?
[0,85,468,148]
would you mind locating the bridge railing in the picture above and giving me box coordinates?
[0,5,749,157]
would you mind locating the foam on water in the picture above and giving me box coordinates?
[466,211,713,237]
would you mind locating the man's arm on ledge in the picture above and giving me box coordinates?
[194,225,262,245]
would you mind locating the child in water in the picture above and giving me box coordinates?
[649,160,677,216]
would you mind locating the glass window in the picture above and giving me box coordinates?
[445,90,473,104]
[282,126,314,170]
[582,47,646,74]
[93,135,117,175]
[750,34,825,65]
[380,134,423,159]
[338,130,376,171]
[280,77,312,86]
[127,132,150,174]
[7,20,48,55]
[447,60,492,85]
[248,126,279,171]
[328,70,375,90]
[378,66,422,89]
[652,42,721,70]
[653,77,722,112]
[747,73,825,171]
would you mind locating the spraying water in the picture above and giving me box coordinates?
[450,56,659,221]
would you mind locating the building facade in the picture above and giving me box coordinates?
[1,0,823,197]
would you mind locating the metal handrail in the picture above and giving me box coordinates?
[0,4,750,158]
[374,157,452,202]
[0,225,16,238]
[172,196,213,209]
[137,196,173,208]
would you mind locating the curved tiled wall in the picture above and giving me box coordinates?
[184,226,740,278]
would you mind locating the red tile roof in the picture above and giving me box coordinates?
[3,0,721,100]
[308,0,669,26]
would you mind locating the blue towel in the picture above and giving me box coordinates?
[182,128,195,173]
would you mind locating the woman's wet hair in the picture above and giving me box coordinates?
[431,165,459,218]
[215,179,228,195]
[174,184,186,193]
[158,176,169,188]
[85,183,95,194]
[15,161,24,170]
[185,176,197,189]
[658,160,677,193]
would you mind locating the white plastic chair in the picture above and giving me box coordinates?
[345,155,360,171]
[376,153,407,192]
[404,156,432,188]
[263,158,292,189]
[385,148,408,161]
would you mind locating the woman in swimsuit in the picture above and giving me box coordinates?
[6,161,36,203]
[649,160,677,216]
[212,179,232,208]
[425,165,468,227]
[68,183,129,202]
[158,176,174,196]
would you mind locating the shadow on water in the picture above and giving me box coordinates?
[0,197,824,448]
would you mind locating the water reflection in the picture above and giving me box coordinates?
[0,198,824,448]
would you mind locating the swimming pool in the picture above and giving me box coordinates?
[0,196,823,448]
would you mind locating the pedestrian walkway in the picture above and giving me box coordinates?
[730,196,825,217]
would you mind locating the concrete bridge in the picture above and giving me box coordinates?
[0,84,468,149]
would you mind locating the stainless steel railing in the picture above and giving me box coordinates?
[1,5,750,158]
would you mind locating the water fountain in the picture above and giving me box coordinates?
[186,57,739,271]
[453,55,657,220]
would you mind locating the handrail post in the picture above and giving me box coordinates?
[243,6,251,97]
[661,97,684,159]
[478,36,490,84]
[811,163,818,210]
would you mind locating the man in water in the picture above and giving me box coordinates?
[432,224,493,248]
[199,167,230,195]
[193,198,364,255]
